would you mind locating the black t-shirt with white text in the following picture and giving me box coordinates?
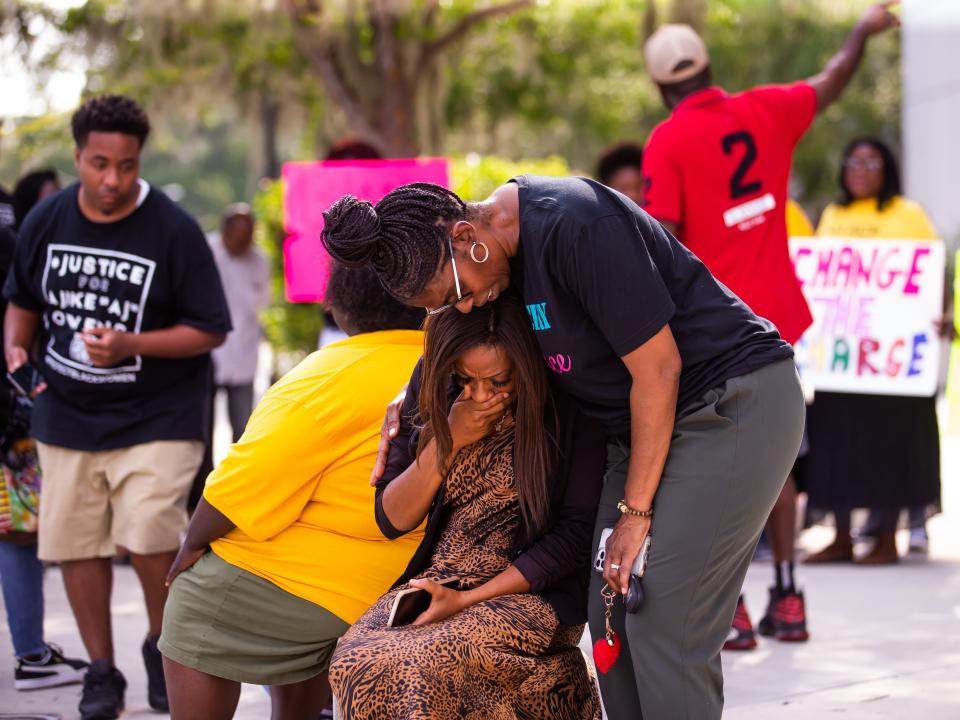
[511,175,792,436]
[3,182,232,451]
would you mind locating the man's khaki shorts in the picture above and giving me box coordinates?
[36,440,204,562]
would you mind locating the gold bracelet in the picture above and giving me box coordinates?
[617,499,653,518]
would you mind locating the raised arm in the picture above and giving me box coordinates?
[807,1,899,112]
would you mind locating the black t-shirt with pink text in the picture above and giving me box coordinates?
[3,182,231,451]
[510,175,792,436]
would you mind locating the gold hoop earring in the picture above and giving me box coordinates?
[470,241,490,264]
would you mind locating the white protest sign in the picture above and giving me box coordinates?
[789,237,945,397]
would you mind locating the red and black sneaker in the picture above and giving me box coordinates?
[722,595,757,651]
[759,587,809,642]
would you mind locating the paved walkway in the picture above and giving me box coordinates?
[2,438,958,719]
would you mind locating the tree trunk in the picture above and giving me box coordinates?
[284,0,533,158]
[669,0,707,31]
[260,88,282,179]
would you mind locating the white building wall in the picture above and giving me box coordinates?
[903,0,960,242]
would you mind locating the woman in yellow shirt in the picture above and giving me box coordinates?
[803,137,940,565]
[158,263,426,719]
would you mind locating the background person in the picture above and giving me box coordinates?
[0,220,88,692]
[12,169,61,232]
[209,203,270,441]
[329,293,605,720]
[160,262,427,720]
[2,95,231,719]
[640,1,899,648]
[595,141,645,206]
[802,137,941,565]
[9,169,62,223]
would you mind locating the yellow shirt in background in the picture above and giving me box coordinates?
[786,198,814,237]
[817,196,938,239]
[205,329,425,624]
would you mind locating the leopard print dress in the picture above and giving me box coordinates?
[328,428,601,720]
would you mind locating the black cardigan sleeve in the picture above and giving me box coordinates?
[511,405,606,593]
[374,358,426,539]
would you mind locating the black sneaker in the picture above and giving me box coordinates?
[758,586,779,637]
[722,595,757,651]
[758,586,809,642]
[142,635,169,712]
[14,643,88,690]
[79,659,126,720]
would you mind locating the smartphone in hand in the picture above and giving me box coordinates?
[6,362,41,397]
[387,576,461,628]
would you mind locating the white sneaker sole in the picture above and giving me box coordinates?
[14,666,86,690]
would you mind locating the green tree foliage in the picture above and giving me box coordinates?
[6,0,898,213]
[2,0,902,355]
[445,0,899,210]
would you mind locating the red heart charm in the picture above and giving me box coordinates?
[593,630,621,673]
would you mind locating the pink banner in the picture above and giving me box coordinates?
[282,158,450,302]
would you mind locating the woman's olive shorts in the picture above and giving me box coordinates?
[159,551,349,685]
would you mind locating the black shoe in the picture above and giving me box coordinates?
[758,586,809,642]
[758,586,779,637]
[722,595,757,651]
[79,659,126,720]
[142,634,169,712]
[14,643,89,690]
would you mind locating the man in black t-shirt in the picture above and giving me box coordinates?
[3,95,231,719]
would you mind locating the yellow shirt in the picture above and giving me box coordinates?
[817,196,938,240]
[205,329,425,624]
[786,198,814,237]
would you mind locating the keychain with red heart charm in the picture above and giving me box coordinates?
[593,585,621,673]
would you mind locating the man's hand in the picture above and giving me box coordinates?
[165,544,207,587]
[603,514,652,595]
[933,315,958,342]
[0,513,12,534]
[856,1,900,37]
[409,578,471,626]
[370,389,406,486]
[82,328,138,367]
[5,345,28,374]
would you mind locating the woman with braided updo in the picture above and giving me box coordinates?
[323,177,805,719]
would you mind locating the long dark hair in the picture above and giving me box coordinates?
[838,137,901,212]
[416,293,553,535]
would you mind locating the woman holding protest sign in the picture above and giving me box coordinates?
[803,137,942,565]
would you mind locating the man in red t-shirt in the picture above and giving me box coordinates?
[641,2,899,653]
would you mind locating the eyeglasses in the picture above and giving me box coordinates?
[426,236,473,316]
[843,158,883,171]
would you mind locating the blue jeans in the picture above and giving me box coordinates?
[0,541,46,657]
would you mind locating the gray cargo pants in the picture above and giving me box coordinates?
[588,358,804,720]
